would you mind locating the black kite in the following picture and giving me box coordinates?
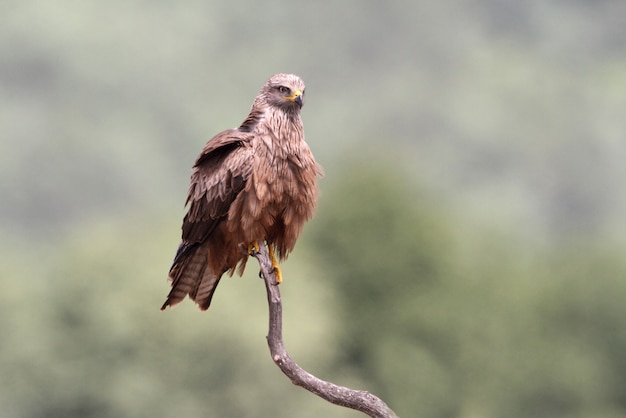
[161,74,322,311]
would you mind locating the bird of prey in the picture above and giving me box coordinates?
[161,73,322,311]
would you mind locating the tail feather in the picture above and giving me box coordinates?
[161,242,222,311]
[192,267,222,310]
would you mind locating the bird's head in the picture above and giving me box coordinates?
[262,73,305,111]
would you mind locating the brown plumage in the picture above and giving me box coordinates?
[161,73,322,311]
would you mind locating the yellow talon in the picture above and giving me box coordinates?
[247,241,260,255]
[267,245,283,284]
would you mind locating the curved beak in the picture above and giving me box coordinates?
[291,90,304,107]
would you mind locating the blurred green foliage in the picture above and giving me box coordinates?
[312,163,626,417]
[1,1,625,417]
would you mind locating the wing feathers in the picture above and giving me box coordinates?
[162,131,253,310]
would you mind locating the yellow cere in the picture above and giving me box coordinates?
[287,90,302,102]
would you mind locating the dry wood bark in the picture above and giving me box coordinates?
[251,243,399,418]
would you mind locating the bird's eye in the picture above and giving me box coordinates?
[278,86,290,94]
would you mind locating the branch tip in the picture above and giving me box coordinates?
[251,243,398,418]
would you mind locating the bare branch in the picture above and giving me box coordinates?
[251,243,399,418]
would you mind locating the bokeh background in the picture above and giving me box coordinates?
[2,1,626,417]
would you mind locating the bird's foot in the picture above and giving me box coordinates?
[247,241,260,256]
[272,264,283,284]
[267,245,283,284]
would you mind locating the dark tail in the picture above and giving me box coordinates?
[161,242,222,311]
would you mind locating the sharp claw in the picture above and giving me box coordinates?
[272,265,283,284]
